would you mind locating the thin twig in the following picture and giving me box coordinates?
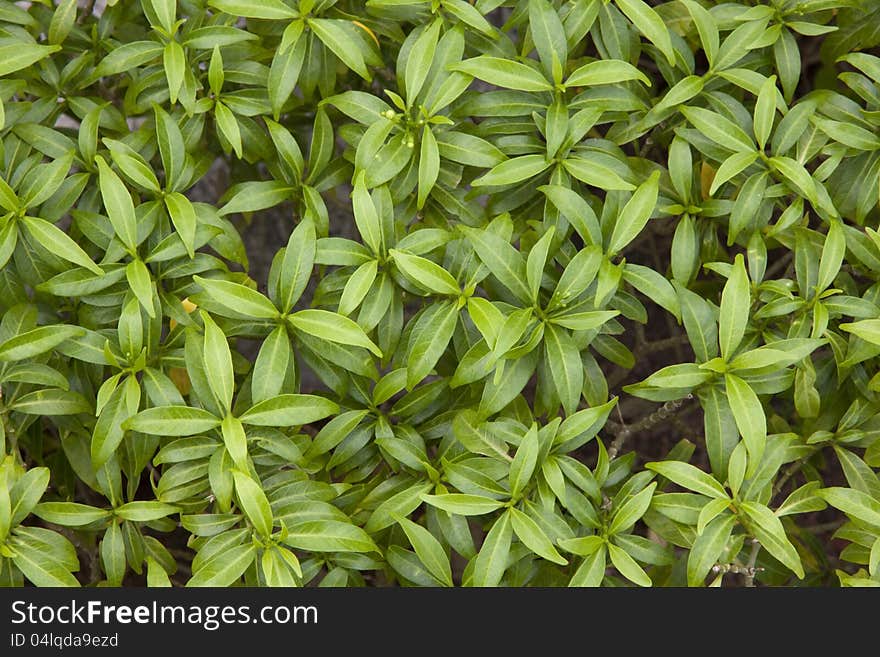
[743,539,762,587]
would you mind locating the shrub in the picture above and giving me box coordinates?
[1,0,879,588]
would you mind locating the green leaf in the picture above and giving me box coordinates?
[753,75,777,151]
[472,154,551,187]
[390,249,459,296]
[608,482,656,535]
[239,394,339,427]
[566,59,650,88]
[221,414,248,471]
[351,172,383,255]
[406,19,441,100]
[472,509,512,586]
[681,106,754,153]
[126,259,155,319]
[687,514,736,587]
[115,501,178,523]
[719,254,750,360]
[208,0,298,19]
[0,325,82,362]
[740,502,804,579]
[309,18,370,80]
[645,461,728,500]
[421,493,506,516]
[163,40,185,105]
[724,374,766,473]
[509,424,539,499]
[544,323,583,416]
[275,218,315,312]
[397,515,453,586]
[460,226,532,303]
[417,125,440,210]
[34,502,111,527]
[569,545,607,587]
[563,157,635,191]
[818,487,880,529]
[283,520,378,553]
[0,43,60,77]
[123,406,221,436]
[187,544,255,587]
[232,470,273,538]
[615,0,675,65]
[214,101,242,159]
[21,216,103,275]
[607,541,651,587]
[95,155,137,252]
[201,311,234,410]
[452,56,552,91]
[153,104,186,191]
[11,544,79,587]
[289,309,382,357]
[193,276,279,319]
[608,171,659,255]
[510,507,568,565]
[529,0,567,77]
[406,300,458,389]
[164,192,197,258]
[710,151,759,196]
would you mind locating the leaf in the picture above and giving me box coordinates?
[472,510,512,586]
[509,424,539,499]
[289,309,382,357]
[214,101,242,159]
[724,374,766,473]
[452,56,552,92]
[282,520,378,553]
[417,125,440,210]
[719,254,750,361]
[208,0,298,19]
[232,470,273,538]
[608,482,656,535]
[687,514,736,587]
[187,544,255,587]
[406,19,441,100]
[164,192,197,258]
[201,311,234,410]
[472,154,551,187]
[681,106,754,152]
[275,218,316,312]
[607,541,651,587]
[529,0,568,77]
[406,301,458,389]
[563,157,635,191]
[818,487,880,528]
[544,323,584,416]
[615,0,675,65]
[21,216,103,275]
[33,502,111,527]
[239,394,339,427]
[569,545,607,587]
[740,502,804,579]
[645,461,728,500]
[566,59,650,88]
[193,276,279,319]
[509,507,568,565]
[608,171,659,255]
[390,249,459,296]
[309,18,370,80]
[753,75,777,151]
[0,325,83,362]
[396,515,453,586]
[0,42,60,77]
[123,406,221,436]
[95,155,137,252]
[460,226,532,303]
[126,259,156,319]
[421,493,506,516]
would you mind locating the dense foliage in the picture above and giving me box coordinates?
[1,0,880,588]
